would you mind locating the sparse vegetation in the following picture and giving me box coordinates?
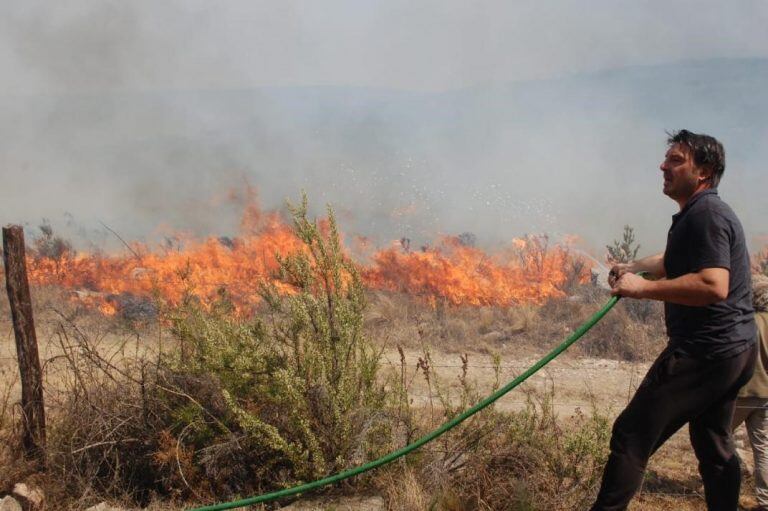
[4,208,763,510]
[365,284,664,362]
[376,388,611,511]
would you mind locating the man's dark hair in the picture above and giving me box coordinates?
[667,129,726,187]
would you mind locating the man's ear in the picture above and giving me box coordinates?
[698,165,714,184]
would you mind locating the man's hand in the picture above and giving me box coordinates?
[608,263,633,288]
[611,272,648,298]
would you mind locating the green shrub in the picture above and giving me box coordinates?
[606,225,640,265]
[168,195,389,496]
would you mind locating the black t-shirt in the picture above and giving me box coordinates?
[664,189,756,359]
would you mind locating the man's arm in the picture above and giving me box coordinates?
[612,267,729,306]
[627,253,666,279]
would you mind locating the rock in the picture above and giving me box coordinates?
[0,496,22,511]
[12,483,44,507]
[278,495,385,511]
[71,289,106,300]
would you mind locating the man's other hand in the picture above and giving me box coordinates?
[608,263,633,288]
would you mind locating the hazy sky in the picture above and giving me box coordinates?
[1,1,767,255]
[2,1,767,94]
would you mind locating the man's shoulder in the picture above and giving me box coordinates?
[692,191,727,210]
[689,194,740,224]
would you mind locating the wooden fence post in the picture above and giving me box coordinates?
[2,225,46,463]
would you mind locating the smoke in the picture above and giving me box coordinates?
[1,1,767,256]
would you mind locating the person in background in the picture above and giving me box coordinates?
[733,274,768,511]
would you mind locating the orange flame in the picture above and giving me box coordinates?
[25,195,590,315]
[363,235,584,307]
[27,210,302,315]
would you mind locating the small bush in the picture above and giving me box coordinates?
[526,290,664,362]
[580,298,665,361]
[459,395,610,510]
[252,195,387,475]
[378,389,611,511]
[606,225,640,265]
[167,196,391,497]
[31,221,74,269]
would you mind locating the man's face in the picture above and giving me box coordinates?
[659,143,710,204]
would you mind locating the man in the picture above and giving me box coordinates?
[590,130,757,511]
[732,274,768,511]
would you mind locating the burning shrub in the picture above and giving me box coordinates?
[23,192,596,315]
[457,232,477,247]
[32,221,73,262]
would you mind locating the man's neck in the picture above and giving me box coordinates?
[676,184,713,210]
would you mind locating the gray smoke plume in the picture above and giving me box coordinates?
[1,1,767,257]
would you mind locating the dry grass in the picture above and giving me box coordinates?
[364,285,665,362]
[377,465,433,511]
[373,386,611,511]
[0,282,175,509]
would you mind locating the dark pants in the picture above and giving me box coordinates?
[590,344,756,511]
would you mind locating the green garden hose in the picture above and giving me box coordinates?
[189,294,621,511]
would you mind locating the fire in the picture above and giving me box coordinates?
[363,235,583,307]
[24,196,590,315]
[27,210,303,315]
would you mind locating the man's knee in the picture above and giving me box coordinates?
[609,409,653,459]
[691,420,737,465]
[609,411,632,449]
